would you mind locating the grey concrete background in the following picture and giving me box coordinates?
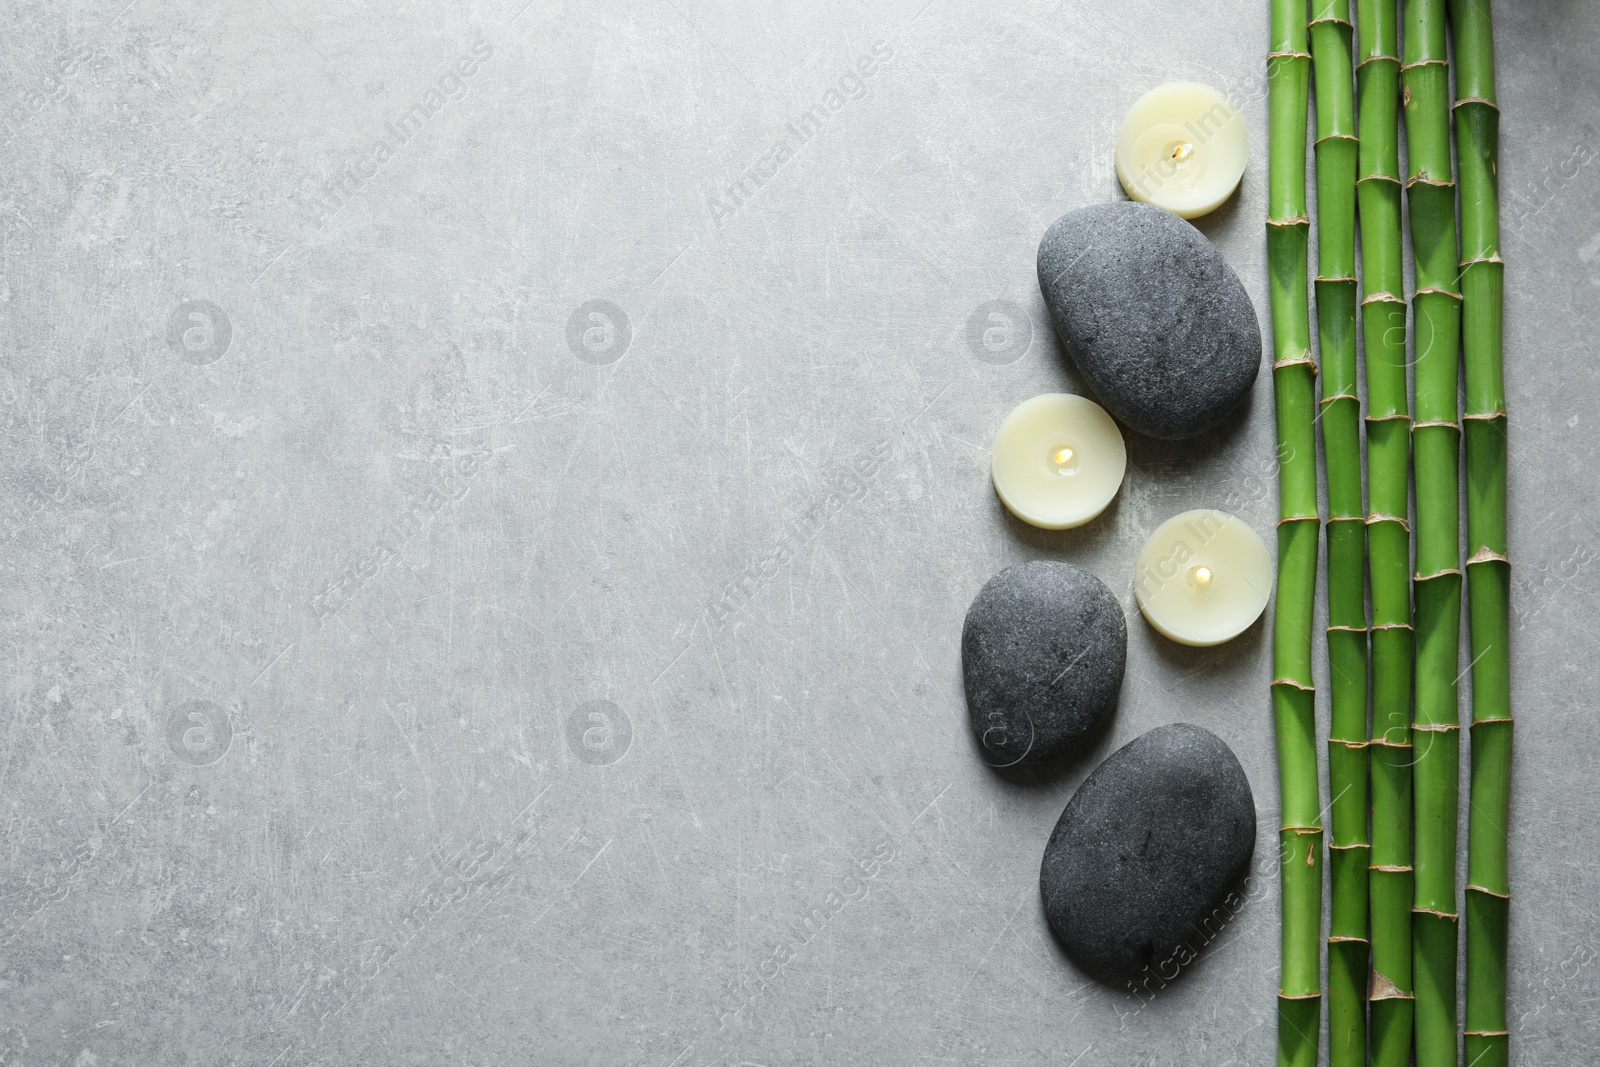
[1,1,1596,1064]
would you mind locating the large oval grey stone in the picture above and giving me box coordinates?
[962,561,1126,766]
[1036,201,1261,440]
[1040,723,1256,979]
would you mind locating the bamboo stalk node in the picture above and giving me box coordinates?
[1315,275,1358,285]
[1329,936,1371,945]
[1466,547,1510,566]
[1369,621,1413,632]
[1366,512,1410,530]
[1314,133,1360,148]
[1414,566,1463,581]
[1282,824,1324,836]
[1328,841,1371,850]
[1272,355,1319,374]
[1268,50,1314,61]
[1277,992,1323,1002]
[1370,972,1413,1000]
[1309,14,1354,28]
[1462,409,1507,420]
[1465,1030,1511,1038]
[1271,677,1315,693]
[1276,514,1321,528]
[1355,173,1404,190]
[1470,716,1514,727]
[1326,624,1367,633]
[1412,907,1459,922]
[1412,722,1460,734]
[1371,864,1413,873]
[1405,174,1456,191]
[1400,58,1450,71]
[1359,289,1406,306]
[1356,53,1400,69]
[1461,254,1506,267]
[1267,216,1312,229]
[1412,285,1462,300]
[1411,420,1460,431]
[1453,96,1500,112]
[1324,514,1364,525]
[1466,884,1511,900]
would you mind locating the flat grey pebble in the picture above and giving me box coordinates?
[1036,201,1261,440]
[1040,722,1256,979]
[962,561,1126,766]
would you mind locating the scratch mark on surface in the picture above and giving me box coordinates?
[948,890,1030,1008]
[652,243,693,286]
[568,837,613,888]
[251,642,296,687]
[908,380,953,425]
[252,244,293,284]
[382,700,422,765]
[110,778,152,825]
[650,637,695,686]
[659,0,763,93]
[112,381,153,422]
[911,783,951,823]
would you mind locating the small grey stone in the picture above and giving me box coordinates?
[1036,201,1261,440]
[962,561,1126,765]
[1039,723,1256,980]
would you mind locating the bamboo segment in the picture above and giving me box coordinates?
[1311,3,1368,1064]
[1402,0,1463,1063]
[1450,2,1511,1065]
[1355,1,1415,1063]
[1269,2,1323,1064]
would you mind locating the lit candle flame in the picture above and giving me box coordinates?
[1191,565,1213,588]
[1053,447,1075,466]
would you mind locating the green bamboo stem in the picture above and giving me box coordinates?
[1356,0,1415,1063]
[1269,3,1323,1063]
[1402,0,1463,1063]
[1449,2,1511,1065]
[1311,3,1368,1064]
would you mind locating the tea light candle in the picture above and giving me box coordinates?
[1115,82,1248,219]
[1133,509,1271,646]
[991,394,1126,529]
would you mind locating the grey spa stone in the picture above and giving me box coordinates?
[1037,201,1261,440]
[1039,722,1256,979]
[962,560,1126,765]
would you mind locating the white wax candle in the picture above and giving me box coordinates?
[1115,82,1248,219]
[1133,509,1270,646]
[991,394,1126,529]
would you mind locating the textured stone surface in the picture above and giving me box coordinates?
[962,561,1126,765]
[1037,201,1261,440]
[1040,724,1256,979]
[0,2,1593,1064]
